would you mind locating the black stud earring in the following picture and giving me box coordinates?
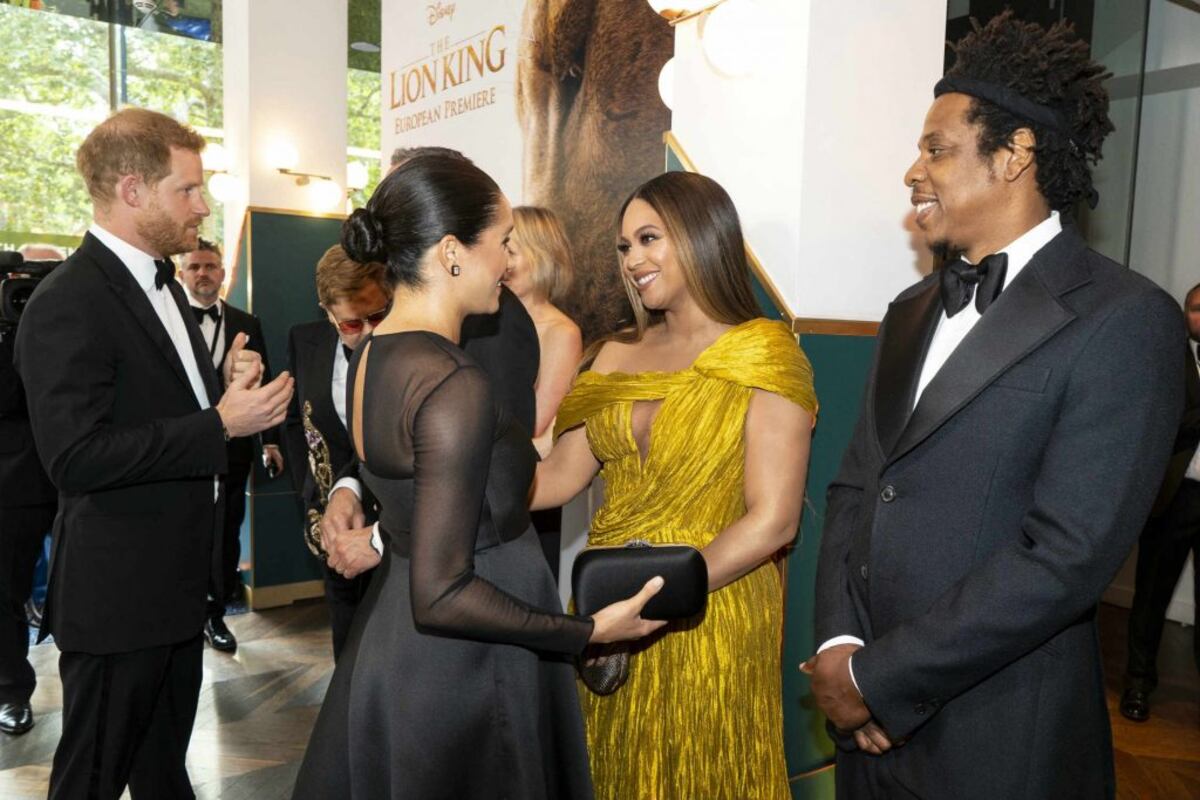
[451,264,461,276]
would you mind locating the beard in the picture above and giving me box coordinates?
[930,239,965,266]
[136,200,198,258]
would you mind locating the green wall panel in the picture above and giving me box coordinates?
[786,332,875,796]
[227,209,345,590]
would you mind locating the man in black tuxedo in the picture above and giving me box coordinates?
[178,238,284,653]
[283,245,390,658]
[15,107,293,800]
[1120,282,1200,721]
[0,270,59,735]
[805,14,1185,799]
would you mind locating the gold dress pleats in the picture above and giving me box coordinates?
[555,318,818,800]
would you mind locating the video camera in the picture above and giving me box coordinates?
[1,251,62,332]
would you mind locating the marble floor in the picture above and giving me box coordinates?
[0,601,1195,798]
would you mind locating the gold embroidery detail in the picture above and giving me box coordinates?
[302,400,331,561]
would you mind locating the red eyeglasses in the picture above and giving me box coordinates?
[330,306,389,334]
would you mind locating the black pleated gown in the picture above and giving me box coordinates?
[293,332,594,800]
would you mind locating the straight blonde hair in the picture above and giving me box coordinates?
[512,206,575,304]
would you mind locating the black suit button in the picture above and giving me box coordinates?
[859,564,869,581]
[880,485,896,502]
[914,703,926,715]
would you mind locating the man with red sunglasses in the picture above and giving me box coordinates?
[282,245,391,659]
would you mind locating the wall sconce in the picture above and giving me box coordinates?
[649,0,765,78]
[647,0,714,21]
[268,140,336,186]
[207,172,237,204]
[347,161,370,192]
[658,58,676,110]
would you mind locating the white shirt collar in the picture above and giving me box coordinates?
[970,210,1062,289]
[89,223,163,292]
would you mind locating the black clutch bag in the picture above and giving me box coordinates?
[572,540,708,621]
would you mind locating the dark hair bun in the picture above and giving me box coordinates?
[342,207,387,264]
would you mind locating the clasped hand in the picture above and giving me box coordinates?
[322,487,381,579]
[801,644,895,755]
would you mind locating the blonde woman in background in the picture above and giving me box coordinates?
[504,206,584,457]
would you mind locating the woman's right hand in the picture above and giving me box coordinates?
[587,576,668,644]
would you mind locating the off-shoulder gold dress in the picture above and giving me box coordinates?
[555,318,817,800]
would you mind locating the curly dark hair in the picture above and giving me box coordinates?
[946,10,1113,211]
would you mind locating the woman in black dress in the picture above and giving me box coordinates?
[292,154,664,800]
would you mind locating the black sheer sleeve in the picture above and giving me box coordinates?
[399,357,593,654]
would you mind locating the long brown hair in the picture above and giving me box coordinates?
[587,171,761,362]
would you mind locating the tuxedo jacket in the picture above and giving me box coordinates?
[216,302,281,466]
[814,227,1185,799]
[1149,344,1200,517]
[461,286,540,437]
[0,331,56,508]
[284,320,363,524]
[14,233,228,654]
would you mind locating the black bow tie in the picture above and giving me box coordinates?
[153,258,174,290]
[192,305,220,325]
[939,253,1008,318]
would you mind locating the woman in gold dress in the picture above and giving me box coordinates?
[533,171,817,799]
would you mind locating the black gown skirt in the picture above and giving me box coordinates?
[293,332,594,800]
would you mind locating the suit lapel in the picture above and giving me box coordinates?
[874,279,942,457]
[888,228,1090,464]
[85,235,198,404]
[167,281,222,405]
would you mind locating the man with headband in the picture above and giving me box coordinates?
[805,13,1185,799]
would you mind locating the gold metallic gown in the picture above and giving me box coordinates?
[555,318,817,800]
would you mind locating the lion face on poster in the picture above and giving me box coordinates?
[516,0,673,345]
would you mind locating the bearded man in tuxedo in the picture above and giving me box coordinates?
[806,13,1185,799]
[16,108,293,799]
[178,238,284,653]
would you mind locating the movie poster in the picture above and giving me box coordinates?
[382,0,673,343]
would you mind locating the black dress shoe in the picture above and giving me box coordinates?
[204,617,237,653]
[0,702,34,735]
[1119,687,1150,722]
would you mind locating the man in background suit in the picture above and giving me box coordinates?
[1120,282,1200,721]
[0,246,62,735]
[806,14,1184,799]
[15,107,292,799]
[284,245,389,658]
[178,238,284,653]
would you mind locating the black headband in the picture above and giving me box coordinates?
[935,75,1098,209]
[934,76,1082,147]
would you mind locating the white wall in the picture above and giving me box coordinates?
[222,0,349,261]
[669,0,947,322]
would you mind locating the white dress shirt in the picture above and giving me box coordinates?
[187,295,226,370]
[818,211,1064,692]
[331,338,350,431]
[89,224,219,500]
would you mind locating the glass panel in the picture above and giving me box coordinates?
[945,1,1152,266]
[348,67,382,209]
[1124,0,1200,300]
[0,3,109,246]
[0,0,220,43]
